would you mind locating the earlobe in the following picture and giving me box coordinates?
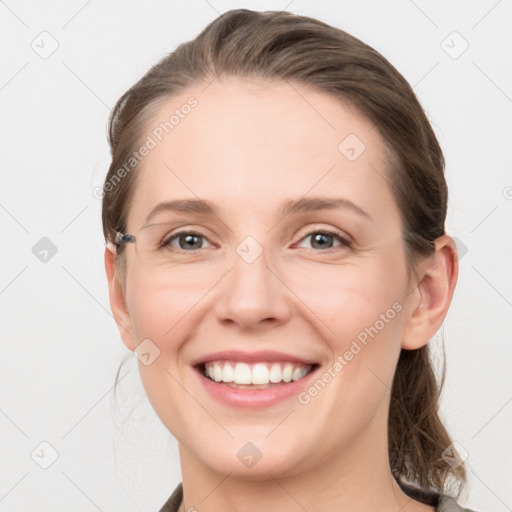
[104,246,136,351]
[401,235,459,350]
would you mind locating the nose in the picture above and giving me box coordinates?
[214,247,291,331]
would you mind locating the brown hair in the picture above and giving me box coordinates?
[103,8,465,494]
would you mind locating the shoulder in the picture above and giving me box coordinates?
[158,482,183,512]
[159,480,480,512]
[437,494,478,512]
[398,477,479,512]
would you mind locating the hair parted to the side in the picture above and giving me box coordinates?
[102,8,465,495]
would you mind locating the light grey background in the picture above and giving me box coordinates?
[1,1,511,511]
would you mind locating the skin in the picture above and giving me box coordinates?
[105,76,458,512]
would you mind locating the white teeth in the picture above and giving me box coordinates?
[292,366,307,381]
[282,363,293,383]
[233,362,252,384]
[252,363,269,385]
[222,363,234,382]
[213,364,223,382]
[269,363,282,383]
[203,361,313,385]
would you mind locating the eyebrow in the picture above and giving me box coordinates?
[143,196,372,226]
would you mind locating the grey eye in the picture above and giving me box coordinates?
[163,232,213,251]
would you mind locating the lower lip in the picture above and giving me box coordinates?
[194,365,320,408]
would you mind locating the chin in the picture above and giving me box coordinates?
[190,437,313,481]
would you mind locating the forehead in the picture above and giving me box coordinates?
[127,77,400,231]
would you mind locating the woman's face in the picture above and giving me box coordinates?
[116,77,416,479]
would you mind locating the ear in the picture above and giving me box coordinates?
[401,234,459,350]
[104,246,136,351]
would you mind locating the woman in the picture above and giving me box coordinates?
[102,9,477,512]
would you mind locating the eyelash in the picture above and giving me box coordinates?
[160,228,352,254]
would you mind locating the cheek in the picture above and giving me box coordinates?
[287,264,406,445]
[285,254,407,347]
[125,265,220,346]
[123,272,202,435]
[282,255,408,421]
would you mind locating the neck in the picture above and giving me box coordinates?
[176,407,431,512]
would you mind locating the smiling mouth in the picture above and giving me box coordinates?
[195,361,320,389]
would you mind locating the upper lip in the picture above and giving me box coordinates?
[190,350,318,366]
